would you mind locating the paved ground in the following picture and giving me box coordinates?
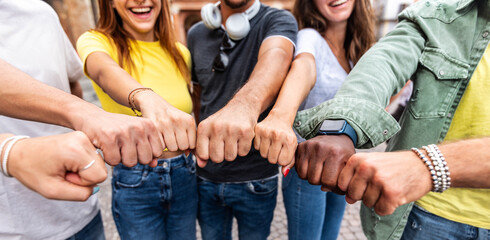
[82,79,378,240]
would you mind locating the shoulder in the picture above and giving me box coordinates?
[175,42,190,58]
[298,28,323,40]
[187,22,208,42]
[77,30,114,49]
[259,5,296,24]
[400,0,472,23]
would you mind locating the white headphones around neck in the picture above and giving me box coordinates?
[201,0,261,41]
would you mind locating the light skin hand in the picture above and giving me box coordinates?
[6,131,108,201]
[73,109,162,168]
[254,112,297,167]
[254,53,316,171]
[135,90,196,153]
[295,134,355,194]
[337,151,432,216]
[196,100,256,167]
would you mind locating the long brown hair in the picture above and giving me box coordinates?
[293,0,376,65]
[95,0,190,83]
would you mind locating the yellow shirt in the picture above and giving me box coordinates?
[76,31,192,115]
[416,44,490,229]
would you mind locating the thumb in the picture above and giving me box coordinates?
[44,179,95,201]
[73,150,107,186]
[281,155,295,176]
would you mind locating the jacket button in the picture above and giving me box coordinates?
[483,31,489,38]
[383,129,388,135]
[294,121,301,127]
[439,70,445,76]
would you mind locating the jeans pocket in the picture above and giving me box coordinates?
[114,165,147,188]
[247,176,278,195]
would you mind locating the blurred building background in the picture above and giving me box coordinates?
[43,0,415,47]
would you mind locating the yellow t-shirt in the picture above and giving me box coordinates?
[416,44,490,229]
[76,31,192,115]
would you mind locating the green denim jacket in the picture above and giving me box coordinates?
[294,0,490,239]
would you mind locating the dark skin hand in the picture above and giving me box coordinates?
[295,134,356,194]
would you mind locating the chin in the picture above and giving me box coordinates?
[223,0,251,9]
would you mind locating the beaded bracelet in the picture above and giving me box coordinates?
[428,144,451,191]
[412,145,451,193]
[411,147,438,192]
[1,136,30,177]
[127,87,153,117]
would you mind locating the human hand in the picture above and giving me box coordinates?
[137,91,196,153]
[195,103,256,167]
[7,131,107,201]
[338,151,432,216]
[295,134,355,194]
[77,110,164,168]
[254,115,297,173]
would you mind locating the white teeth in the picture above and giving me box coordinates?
[331,0,347,6]
[131,7,151,13]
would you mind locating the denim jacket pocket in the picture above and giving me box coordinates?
[408,47,469,119]
[247,176,278,195]
[114,165,148,188]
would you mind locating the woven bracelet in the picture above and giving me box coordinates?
[127,87,153,117]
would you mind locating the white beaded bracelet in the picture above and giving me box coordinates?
[411,147,438,191]
[1,136,29,177]
[412,145,451,193]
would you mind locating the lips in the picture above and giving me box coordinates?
[330,0,347,7]
[129,7,152,15]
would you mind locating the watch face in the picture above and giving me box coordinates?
[319,120,345,132]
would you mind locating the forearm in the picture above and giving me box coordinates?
[228,37,294,117]
[438,138,490,188]
[0,58,102,129]
[69,81,84,99]
[85,52,144,108]
[265,53,316,125]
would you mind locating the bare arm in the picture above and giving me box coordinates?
[338,137,490,216]
[195,37,294,166]
[254,53,316,169]
[0,58,164,167]
[69,81,84,99]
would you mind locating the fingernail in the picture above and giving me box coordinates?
[283,167,290,177]
[92,186,100,195]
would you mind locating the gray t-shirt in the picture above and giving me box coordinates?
[187,4,297,182]
[294,28,351,142]
[0,1,98,239]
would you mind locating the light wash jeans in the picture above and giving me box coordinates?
[112,154,198,240]
[282,167,346,240]
[66,211,105,240]
[197,175,278,240]
[402,204,490,240]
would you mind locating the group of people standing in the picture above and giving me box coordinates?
[1,0,489,240]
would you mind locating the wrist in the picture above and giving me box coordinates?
[265,108,296,126]
[317,120,358,147]
[128,88,154,116]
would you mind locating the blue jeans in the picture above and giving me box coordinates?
[402,204,490,240]
[197,175,278,240]
[112,154,198,240]
[282,168,346,240]
[66,210,105,240]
